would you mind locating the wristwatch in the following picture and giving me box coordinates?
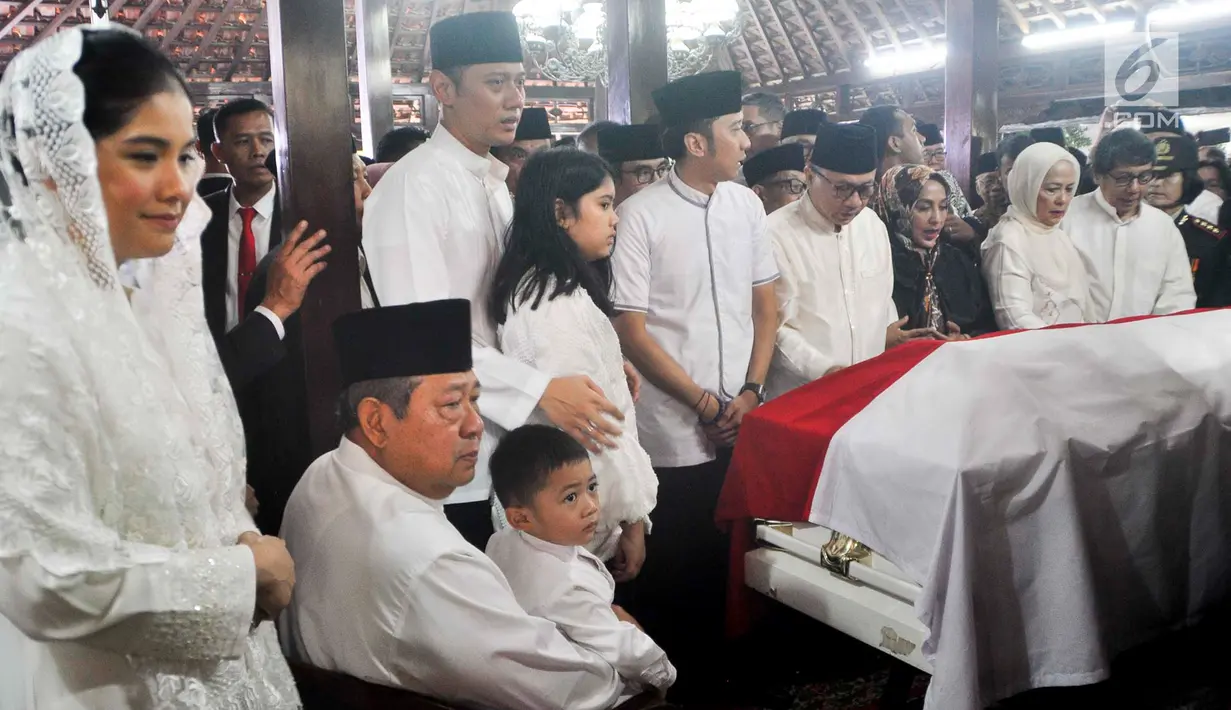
[739,382,766,405]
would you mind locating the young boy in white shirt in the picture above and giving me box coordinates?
[486,425,677,697]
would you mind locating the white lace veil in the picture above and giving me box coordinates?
[0,26,252,577]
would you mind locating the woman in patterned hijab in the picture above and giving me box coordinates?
[881,164,997,338]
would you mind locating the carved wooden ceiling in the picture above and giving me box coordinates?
[0,0,1228,123]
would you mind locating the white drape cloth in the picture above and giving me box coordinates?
[0,27,296,710]
[811,311,1231,710]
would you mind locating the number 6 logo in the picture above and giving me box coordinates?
[1116,38,1168,102]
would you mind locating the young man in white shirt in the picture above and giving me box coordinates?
[610,70,778,700]
[765,122,931,399]
[280,301,626,710]
[1062,128,1196,321]
[363,11,624,550]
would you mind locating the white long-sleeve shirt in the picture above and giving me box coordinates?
[499,285,657,560]
[279,438,625,710]
[1187,189,1223,225]
[364,125,550,504]
[981,216,1092,330]
[1062,190,1196,322]
[610,169,780,468]
[765,196,897,400]
[486,528,676,694]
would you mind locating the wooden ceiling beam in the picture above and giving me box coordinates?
[223,5,263,81]
[1036,0,1068,28]
[34,0,81,40]
[890,0,934,47]
[187,0,243,74]
[161,0,208,51]
[740,0,787,83]
[798,0,852,69]
[2,0,46,36]
[133,0,166,31]
[784,0,832,75]
[1079,0,1107,23]
[1000,0,1031,34]
[763,0,812,79]
[866,0,905,51]
[416,0,442,75]
[837,0,877,54]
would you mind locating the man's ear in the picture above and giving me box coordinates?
[684,131,708,160]
[430,69,459,107]
[751,184,766,199]
[356,398,388,449]
[210,142,225,164]
[505,505,534,532]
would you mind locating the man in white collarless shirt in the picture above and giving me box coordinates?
[610,70,779,700]
[364,12,622,551]
[766,123,925,400]
[1062,128,1195,321]
[281,301,625,710]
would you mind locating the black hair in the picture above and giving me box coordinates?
[1092,128,1156,176]
[741,91,785,123]
[554,135,578,148]
[197,108,219,147]
[74,28,190,140]
[1203,147,1226,164]
[376,125,430,163]
[662,117,716,161]
[1200,159,1231,195]
[490,424,590,509]
[490,148,616,326]
[997,133,1036,169]
[213,98,273,141]
[858,105,907,167]
[335,376,420,432]
[1179,170,1208,205]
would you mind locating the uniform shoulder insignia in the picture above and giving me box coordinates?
[1190,216,1226,238]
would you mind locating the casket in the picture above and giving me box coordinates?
[718,310,1231,710]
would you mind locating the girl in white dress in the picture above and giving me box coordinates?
[0,27,300,709]
[490,148,657,580]
[981,142,1092,330]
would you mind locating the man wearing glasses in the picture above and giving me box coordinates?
[766,123,927,400]
[597,123,671,207]
[744,142,807,214]
[1062,128,1195,321]
[741,92,785,157]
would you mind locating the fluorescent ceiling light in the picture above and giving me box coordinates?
[1148,2,1231,26]
[864,47,947,75]
[1021,20,1133,50]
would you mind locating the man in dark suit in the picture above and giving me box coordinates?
[196,108,232,198]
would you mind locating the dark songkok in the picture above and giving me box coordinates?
[430,11,523,71]
[333,300,473,387]
[781,109,827,139]
[652,71,742,127]
[598,124,665,164]
[744,143,806,187]
[515,108,553,142]
[917,122,944,147]
[975,151,999,176]
[810,123,878,175]
[1198,128,1230,147]
[1029,127,1066,148]
[1153,134,1199,173]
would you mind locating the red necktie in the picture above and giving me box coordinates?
[237,206,257,317]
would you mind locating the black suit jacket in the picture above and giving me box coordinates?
[201,187,286,390]
[198,174,233,198]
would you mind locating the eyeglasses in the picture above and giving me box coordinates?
[622,162,671,185]
[742,119,782,135]
[1107,170,1155,187]
[814,170,877,201]
[764,178,807,195]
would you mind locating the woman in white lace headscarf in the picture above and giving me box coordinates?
[489,148,656,579]
[981,142,1092,330]
[0,26,300,709]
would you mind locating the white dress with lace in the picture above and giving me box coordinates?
[0,27,299,709]
[498,283,658,560]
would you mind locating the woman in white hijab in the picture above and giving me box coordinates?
[981,142,1091,330]
[0,26,300,709]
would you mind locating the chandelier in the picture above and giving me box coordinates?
[511,0,744,84]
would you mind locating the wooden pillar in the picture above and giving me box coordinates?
[606,0,668,124]
[268,0,362,456]
[356,0,395,156]
[944,0,997,192]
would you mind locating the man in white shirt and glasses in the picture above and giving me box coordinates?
[1062,128,1195,322]
[611,70,779,701]
[364,11,623,551]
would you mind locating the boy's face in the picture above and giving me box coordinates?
[508,460,600,547]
